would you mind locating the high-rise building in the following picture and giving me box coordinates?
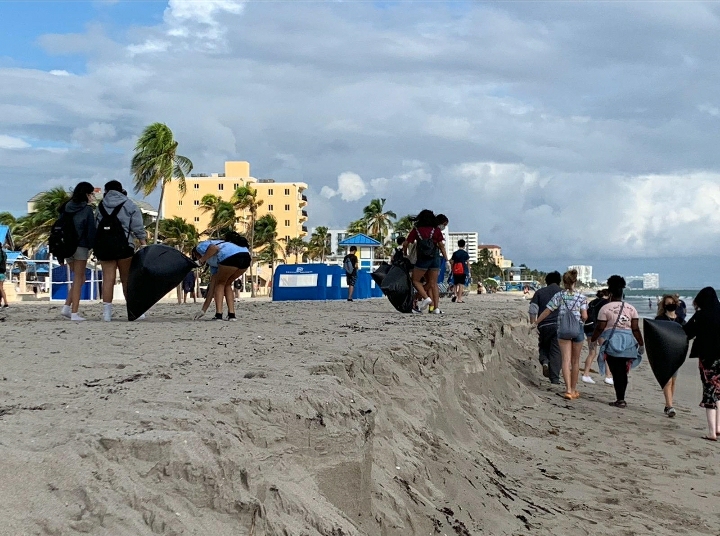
[448,232,479,263]
[568,265,593,284]
[643,273,660,289]
[162,161,308,242]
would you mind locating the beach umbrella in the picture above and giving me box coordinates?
[126,245,195,321]
[643,319,689,388]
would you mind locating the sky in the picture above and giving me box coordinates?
[1,0,719,287]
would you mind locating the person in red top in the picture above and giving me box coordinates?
[403,210,449,314]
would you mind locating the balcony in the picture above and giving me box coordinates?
[300,210,308,220]
[302,225,308,234]
[299,194,307,206]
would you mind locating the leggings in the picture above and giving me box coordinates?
[606,355,632,401]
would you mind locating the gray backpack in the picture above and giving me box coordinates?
[557,293,583,340]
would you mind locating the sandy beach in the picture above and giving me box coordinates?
[0,295,718,535]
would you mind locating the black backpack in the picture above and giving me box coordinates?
[416,228,437,261]
[94,202,129,261]
[48,210,79,260]
[584,298,606,334]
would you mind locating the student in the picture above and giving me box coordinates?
[0,245,8,307]
[391,236,406,264]
[532,270,588,398]
[182,270,197,304]
[528,271,562,385]
[450,239,470,303]
[591,275,644,409]
[343,246,359,301]
[95,181,147,322]
[192,239,250,320]
[581,289,614,385]
[683,287,720,441]
[655,294,686,418]
[58,182,97,321]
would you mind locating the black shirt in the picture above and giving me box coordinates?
[654,314,686,326]
[344,254,358,275]
[530,283,561,328]
[684,307,720,367]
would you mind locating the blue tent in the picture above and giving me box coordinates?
[272,264,330,301]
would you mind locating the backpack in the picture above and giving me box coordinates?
[48,210,79,260]
[94,202,129,261]
[452,261,465,275]
[556,293,583,340]
[416,228,437,261]
[343,255,355,274]
[584,298,605,334]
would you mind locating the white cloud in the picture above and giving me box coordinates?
[49,70,71,76]
[127,40,169,56]
[698,104,720,117]
[0,135,30,149]
[321,172,368,202]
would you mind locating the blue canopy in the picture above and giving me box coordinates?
[0,225,13,249]
[338,233,381,247]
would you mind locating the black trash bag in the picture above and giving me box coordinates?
[126,245,196,321]
[643,319,689,388]
[380,264,413,313]
[371,262,391,287]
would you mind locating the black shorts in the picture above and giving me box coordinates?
[346,272,357,286]
[219,252,251,269]
[96,245,135,262]
[452,274,466,285]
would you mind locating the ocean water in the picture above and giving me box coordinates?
[590,288,720,320]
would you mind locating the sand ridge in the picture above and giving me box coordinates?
[0,295,718,535]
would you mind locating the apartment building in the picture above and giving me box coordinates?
[447,232,478,263]
[162,161,308,242]
[478,244,512,268]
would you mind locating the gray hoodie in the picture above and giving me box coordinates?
[97,190,147,247]
[63,201,97,248]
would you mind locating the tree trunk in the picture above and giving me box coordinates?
[154,182,165,244]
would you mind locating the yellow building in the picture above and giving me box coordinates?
[161,161,308,242]
[479,244,512,269]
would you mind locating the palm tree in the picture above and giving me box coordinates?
[285,237,306,263]
[21,187,71,249]
[362,198,396,245]
[131,123,193,244]
[254,214,285,292]
[394,214,414,238]
[199,194,236,238]
[157,217,199,255]
[346,218,367,236]
[307,226,331,262]
[232,186,263,297]
[0,212,16,227]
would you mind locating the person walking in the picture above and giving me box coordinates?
[683,287,720,441]
[56,182,97,322]
[343,246,359,301]
[403,210,448,314]
[590,275,644,409]
[182,270,197,304]
[192,239,250,320]
[532,269,588,399]
[655,294,686,418]
[0,245,9,308]
[581,289,614,386]
[528,271,563,385]
[94,181,147,321]
[450,239,470,303]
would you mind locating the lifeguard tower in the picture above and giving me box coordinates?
[337,233,382,271]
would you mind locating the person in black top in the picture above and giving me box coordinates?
[683,287,720,440]
[343,246,359,301]
[528,271,562,384]
[655,294,686,418]
[391,236,406,265]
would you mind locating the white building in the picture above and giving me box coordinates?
[448,232,478,263]
[643,273,660,289]
[568,265,593,285]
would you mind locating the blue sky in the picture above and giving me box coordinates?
[1,0,720,287]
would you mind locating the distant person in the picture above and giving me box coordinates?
[450,239,470,303]
[591,275,644,409]
[683,287,720,441]
[56,181,97,322]
[192,239,250,320]
[404,211,448,314]
[532,269,588,399]
[94,181,147,322]
[0,245,8,307]
[581,289,614,385]
[528,271,563,385]
[676,295,688,322]
[391,236,406,265]
[477,283,484,294]
[182,270,197,304]
[649,298,653,309]
[655,294,686,418]
[343,245,359,301]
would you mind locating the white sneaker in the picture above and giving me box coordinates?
[432,309,443,314]
[61,305,71,319]
[604,377,614,385]
[102,304,112,322]
[411,307,422,314]
[137,314,146,320]
[581,375,595,384]
[70,313,86,322]
[419,297,432,311]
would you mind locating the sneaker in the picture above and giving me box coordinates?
[347,298,353,302]
[61,305,71,319]
[419,297,432,311]
[604,377,614,386]
[70,313,86,322]
[542,363,550,378]
[212,313,223,321]
[581,375,596,384]
[666,406,676,418]
[411,307,422,314]
[432,309,443,314]
[226,314,237,322]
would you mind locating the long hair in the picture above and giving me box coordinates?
[693,287,720,312]
[414,209,436,228]
[656,294,678,317]
[71,182,95,203]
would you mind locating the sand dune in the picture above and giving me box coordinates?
[0,295,718,535]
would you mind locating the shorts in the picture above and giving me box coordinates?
[219,252,251,270]
[95,245,135,262]
[452,274,466,285]
[559,332,586,344]
[414,255,441,270]
[66,247,90,262]
[346,272,357,286]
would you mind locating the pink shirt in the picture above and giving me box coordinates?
[597,301,638,332]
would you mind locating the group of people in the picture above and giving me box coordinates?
[529,270,720,441]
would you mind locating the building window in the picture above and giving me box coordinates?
[284,188,290,195]
[284,219,291,227]
[193,200,200,206]
[268,189,273,195]
[284,204,290,211]
[285,235,290,242]
[193,183,199,189]
[194,217,200,222]
[178,200,183,206]
[268,204,273,211]
[218,184,224,191]
[233,183,239,190]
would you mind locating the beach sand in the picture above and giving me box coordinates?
[0,295,718,535]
